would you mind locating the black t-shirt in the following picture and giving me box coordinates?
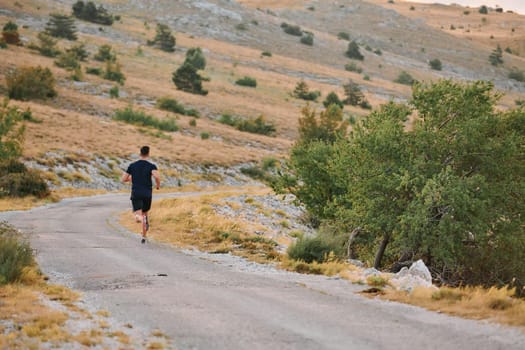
[126,159,157,198]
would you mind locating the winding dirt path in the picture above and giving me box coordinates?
[2,193,525,350]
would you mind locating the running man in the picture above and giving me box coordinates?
[121,146,160,244]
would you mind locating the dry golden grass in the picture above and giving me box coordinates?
[384,285,525,329]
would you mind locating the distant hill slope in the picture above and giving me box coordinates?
[0,0,524,169]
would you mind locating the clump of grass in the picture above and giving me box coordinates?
[0,223,35,285]
[156,97,199,117]
[366,275,389,288]
[113,106,178,132]
[280,255,347,276]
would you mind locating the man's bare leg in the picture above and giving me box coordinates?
[141,212,148,243]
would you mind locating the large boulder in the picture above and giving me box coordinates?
[390,260,433,292]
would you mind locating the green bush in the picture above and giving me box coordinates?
[156,97,199,117]
[2,21,20,45]
[45,13,77,40]
[66,43,89,61]
[240,166,266,180]
[337,32,350,40]
[200,132,210,140]
[185,47,206,70]
[281,23,302,36]
[109,85,119,98]
[300,34,314,46]
[346,40,364,60]
[479,5,488,14]
[429,58,442,71]
[7,66,57,101]
[0,159,49,198]
[113,106,178,131]
[287,236,334,263]
[323,91,344,109]
[94,44,115,62]
[292,80,320,101]
[344,62,363,73]
[148,23,175,52]
[374,49,382,55]
[261,51,272,57]
[0,223,35,285]
[235,76,257,87]
[236,115,275,136]
[172,62,208,95]
[218,113,237,126]
[72,1,114,25]
[508,68,525,82]
[85,67,102,75]
[394,71,416,85]
[0,38,7,49]
[54,51,81,70]
[489,45,503,66]
[103,60,125,84]
[32,32,60,57]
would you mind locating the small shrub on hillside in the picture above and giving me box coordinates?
[54,50,81,70]
[508,68,525,82]
[374,48,382,55]
[240,166,266,180]
[2,21,21,45]
[293,80,320,101]
[235,23,247,31]
[323,91,344,109]
[66,42,89,61]
[0,223,35,285]
[235,76,257,87]
[185,47,206,70]
[189,118,197,127]
[113,106,178,131]
[200,132,210,140]
[489,45,503,66]
[218,113,236,126]
[394,70,416,85]
[281,23,303,36]
[429,58,442,71]
[7,66,57,100]
[365,45,372,52]
[300,33,314,46]
[45,13,77,40]
[103,60,125,84]
[343,80,368,107]
[337,32,350,40]
[109,85,119,98]
[479,5,488,14]
[0,159,49,198]
[236,115,276,136]
[344,62,363,73]
[94,44,115,62]
[505,47,513,54]
[85,67,101,75]
[261,51,272,57]
[346,40,364,60]
[156,97,199,117]
[72,1,114,25]
[31,32,60,57]
[0,38,6,49]
[287,236,335,263]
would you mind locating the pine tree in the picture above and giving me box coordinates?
[45,13,78,40]
[94,44,115,62]
[343,80,365,106]
[149,23,175,52]
[172,62,207,95]
[323,91,344,109]
[185,47,206,70]
[34,32,61,57]
[346,40,364,60]
[489,45,503,66]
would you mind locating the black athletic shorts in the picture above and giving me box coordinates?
[131,196,152,212]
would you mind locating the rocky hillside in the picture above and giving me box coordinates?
[1,0,524,188]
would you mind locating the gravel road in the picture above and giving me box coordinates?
[2,193,525,350]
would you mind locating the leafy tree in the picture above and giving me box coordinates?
[429,58,442,71]
[6,66,57,100]
[280,80,525,288]
[94,44,115,62]
[148,23,175,52]
[45,13,78,40]
[0,100,24,159]
[72,1,114,25]
[346,40,364,60]
[298,104,347,145]
[489,45,503,66]
[323,91,344,109]
[185,47,206,70]
[2,21,20,45]
[172,62,207,95]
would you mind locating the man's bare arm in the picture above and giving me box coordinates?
[121,172,131,183]
[152,169,161,190]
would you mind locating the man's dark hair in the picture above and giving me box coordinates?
[140,146,150,156]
